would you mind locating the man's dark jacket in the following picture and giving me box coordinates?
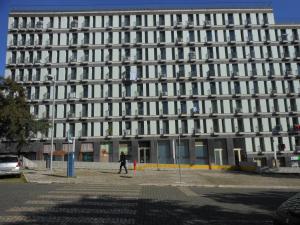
[119,154,126,164]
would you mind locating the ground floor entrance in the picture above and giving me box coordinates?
[6,137,298,167]
[138,148,150,163]
[234,148,242,166]
[214,148,223,165]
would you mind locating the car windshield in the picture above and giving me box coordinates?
[0,157,18,163]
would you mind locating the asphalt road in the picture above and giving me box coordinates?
[0,183,298,225]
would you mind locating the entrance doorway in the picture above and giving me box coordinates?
[138,148,150,163]
[234,148,242,165]
[214,148,223,165]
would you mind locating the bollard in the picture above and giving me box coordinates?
[133,160,137,176]
[67,152,75,177]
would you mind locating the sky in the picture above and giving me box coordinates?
[1,0,300,76]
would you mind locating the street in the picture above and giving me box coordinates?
[0,183,298,225]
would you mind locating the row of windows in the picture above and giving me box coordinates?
[26,79,300,100]
[40,137,298,155]
[8,28,300,47]
[10,12,270,29]
[8,45,300,66]
[9,62,300,83]
[48,116,298,138]
[32,97,299,118]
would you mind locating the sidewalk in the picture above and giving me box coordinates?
[23,168,300,189]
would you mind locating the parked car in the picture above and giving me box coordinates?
[273,193,300,225]
[0,155,21,177]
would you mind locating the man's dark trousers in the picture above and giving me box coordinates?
[119,162,128,174]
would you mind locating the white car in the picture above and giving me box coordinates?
[0,155,21,177]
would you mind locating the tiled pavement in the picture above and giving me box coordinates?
[0,183,296,225]
[0,184,140,225]
[23,168,300,189]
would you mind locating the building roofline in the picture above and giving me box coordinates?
[9,7,273,16]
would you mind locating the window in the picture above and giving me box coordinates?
[138,121,144,135]
[124,15,130,26]
[181,120,188,133]
[245,13,251,25]
[160,101,168,114]
[83,16,90,27]
[263,13,268,24]
[159,15,164,26]
[136,15,142,26]
[69,123,75,137]
[213,119,219,133]
[229,30,235,41]
[205,14,211,24]
[163,121,169,134]
[227,13,234,25]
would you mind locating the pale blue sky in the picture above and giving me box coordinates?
[1,0,300,75]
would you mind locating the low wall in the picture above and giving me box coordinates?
[34,161,124,170]
[33,160,237,171]
[135,164,236,170]
[238,161,258,172]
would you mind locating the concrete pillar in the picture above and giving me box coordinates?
[112,140,119,162]
[150,139,157,164]
[226,138,235,165]
[93,141,100,162]
[266,156,273,167]
[56,141,63,152]
[36,142,44,160]
[189,138,195,164]
[131,140,139,162]
[75,141,81,161]
[207,139,215,165]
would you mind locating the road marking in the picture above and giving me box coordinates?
[38,194,139,199]
[184,219,273,225]
[25,200,138,207]
[178,186,198,197]
[8,207,137,215]
[50,190,140,194]
[0,216,135,224]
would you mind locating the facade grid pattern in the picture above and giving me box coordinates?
[3,8,300,166]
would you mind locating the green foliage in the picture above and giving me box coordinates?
[0,77,50,153]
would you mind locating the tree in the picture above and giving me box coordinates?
[0,77,50,155]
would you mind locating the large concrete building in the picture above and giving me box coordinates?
[2,7,300,167]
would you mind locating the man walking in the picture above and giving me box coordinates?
[118,151,128,174]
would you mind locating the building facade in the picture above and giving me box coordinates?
[2,8,300,167]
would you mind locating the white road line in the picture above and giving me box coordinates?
[38,194,139,199]
[186,219,273,225]
[56,189,141,192]
[8,207,137,215]
[48,190,139,194]
[178,186,199,197]
[0,216,135,224]
[25,200,138,207]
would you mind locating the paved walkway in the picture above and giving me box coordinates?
[23,168,300,189]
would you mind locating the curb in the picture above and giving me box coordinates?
[139,183,300,189]
[25,179,300,189]
[21,172,29,183]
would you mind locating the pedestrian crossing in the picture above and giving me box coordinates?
[0,184,140,225]
[0,185,275,225]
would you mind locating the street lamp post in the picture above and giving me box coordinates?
[47,75,56,171]
[274,145,278,168]
[178,133,182,183]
